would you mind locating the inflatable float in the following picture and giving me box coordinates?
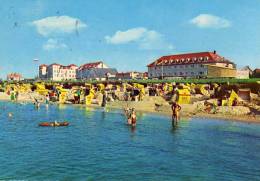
[39,122,69,127]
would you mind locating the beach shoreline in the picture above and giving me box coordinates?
[1,92,259,123]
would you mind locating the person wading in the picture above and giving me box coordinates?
[101,90,107,107]
[171,102,181,126]
[131,108,137,127]
[124,107,132,125]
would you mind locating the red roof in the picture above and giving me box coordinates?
[147,51,233,67]
[68,64,78,67]
[254,69,260,73]
[46,63,78,68]
[79,61,103,70]
[7,73,22,78]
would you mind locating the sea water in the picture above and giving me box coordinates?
[0,101,260,181]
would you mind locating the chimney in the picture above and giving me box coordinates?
[213,50,216,54]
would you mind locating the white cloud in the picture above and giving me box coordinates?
[190,14,231,28]
[139,30,174,50]
[31,16,87,36]
[105,27,173,50]
[43,39,67,50]
[105,27,147,44]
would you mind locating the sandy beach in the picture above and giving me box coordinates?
[1,92,259,123]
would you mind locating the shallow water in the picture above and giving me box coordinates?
[0,101,260,181]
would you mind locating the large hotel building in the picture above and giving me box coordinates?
[147,51,236,79]
[39,64,78,81]
[39,61,117,81]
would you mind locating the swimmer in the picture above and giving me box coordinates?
[8,112,13,117]
[131,108,137,127]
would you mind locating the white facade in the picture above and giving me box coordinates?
[147,51,236,79]
[116,72,144,80]
[76,62,109,79]
[39,64,78,81]
[236,69,249,79]
[148,64,208,78]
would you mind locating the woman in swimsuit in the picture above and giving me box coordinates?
[124,107,132,125]
[131,108,137,127]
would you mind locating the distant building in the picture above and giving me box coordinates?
[252,69,260,78]
[39,63,78,81]
[242,66,253,77]
[39,64,48,79]
[77,61,117,80]
[147,51,236,79]
[236,66,250,79]
[7,73,23,81]
[116,71,145,80]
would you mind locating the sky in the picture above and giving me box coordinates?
[0,0,260,79]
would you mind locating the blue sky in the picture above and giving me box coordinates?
[0,0,260,78]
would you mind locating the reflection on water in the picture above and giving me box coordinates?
[0,101,260,181]
[84,107,94,118]
[57,104,67,110]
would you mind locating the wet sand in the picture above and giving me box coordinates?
[103,101,260,123]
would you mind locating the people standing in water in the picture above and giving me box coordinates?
[124,107,132,125]
[45,94,50,109]
[171,102,181,126]
[15,91,19,102]
[101,90,107,107]
[131,108,137,127]
[34,98,40,109]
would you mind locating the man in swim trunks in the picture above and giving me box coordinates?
[171,102,181,124]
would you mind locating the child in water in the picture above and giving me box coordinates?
[171,102,181,123]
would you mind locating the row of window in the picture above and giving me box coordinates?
[153,64,205,70]
[52,74,76,78]
[149,71,207,77]
[53,69,76,73]
[159,56,210,65]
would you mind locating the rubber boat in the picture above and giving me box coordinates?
[39,122,69,127]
